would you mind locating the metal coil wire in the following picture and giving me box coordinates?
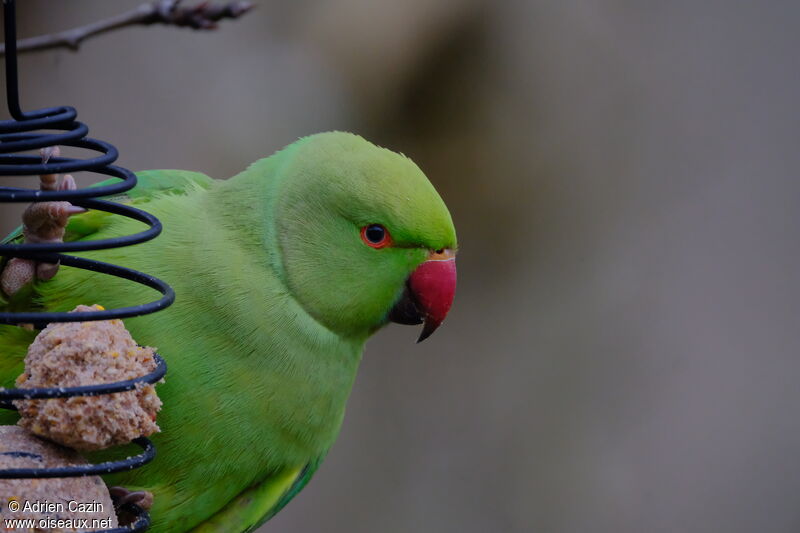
[0,1,174,529]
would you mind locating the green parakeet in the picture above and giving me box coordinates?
[0,132,457,532]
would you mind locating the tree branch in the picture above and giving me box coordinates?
[0,0,255,56]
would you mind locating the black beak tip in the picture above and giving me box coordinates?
[416,319,438,343]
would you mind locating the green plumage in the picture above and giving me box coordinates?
[0,132,456,532]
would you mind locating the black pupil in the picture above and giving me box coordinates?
[366,225,385,243]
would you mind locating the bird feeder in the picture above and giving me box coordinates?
[0,1,172,530]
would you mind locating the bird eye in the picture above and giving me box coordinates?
[361,224,391,248]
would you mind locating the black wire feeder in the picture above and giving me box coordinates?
[0,1,173,531]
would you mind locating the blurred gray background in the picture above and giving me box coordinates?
[3,1,800,532]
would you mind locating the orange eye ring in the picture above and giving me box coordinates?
[361,224,392,249]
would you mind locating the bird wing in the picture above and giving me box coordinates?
[3,169,214,244]
[189,460,322,533]
[0,169,214,309]
[0,169,215,390]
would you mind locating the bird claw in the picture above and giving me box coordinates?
[109,486,154,509]
[109,486,154,526]
[40,145,59,165]
[0,147,86,297]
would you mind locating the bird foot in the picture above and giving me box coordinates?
[109,486,154,526]
[0,147,86,297]
[109,486,154,509]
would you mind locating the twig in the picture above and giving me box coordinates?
[0,0,254,56]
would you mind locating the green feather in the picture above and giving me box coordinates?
[187,461,321,533]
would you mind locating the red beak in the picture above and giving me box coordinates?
[408,249,457,342]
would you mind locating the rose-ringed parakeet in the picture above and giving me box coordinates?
[0,132,457,532]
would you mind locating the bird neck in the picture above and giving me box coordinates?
[207,155,292,287]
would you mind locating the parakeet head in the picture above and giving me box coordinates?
[268,132,457,341]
